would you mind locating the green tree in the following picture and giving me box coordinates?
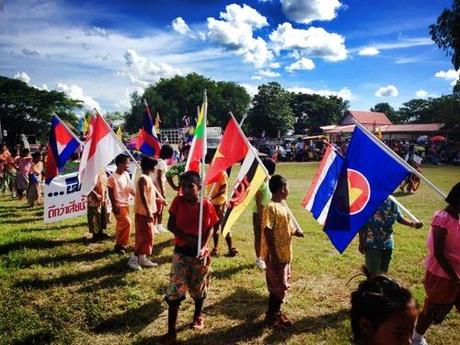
[290,93,348,134]
[124,73,250,133]
[397,99,432,123]
[371,102,400,123]
[247,82,294,137]
[430,0,460,70]
[0,76,81,145]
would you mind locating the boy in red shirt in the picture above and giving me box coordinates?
[160,171,218,345]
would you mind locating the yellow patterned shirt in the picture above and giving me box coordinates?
[262,201,295,263]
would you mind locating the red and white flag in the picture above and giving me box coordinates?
[79,112,126,195]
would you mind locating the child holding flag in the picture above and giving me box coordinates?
[26,152,43,207]
[161,171,219,344]
[127,156,159,270]
[253,158,277,270]
[87,171,108,242]
[153,144,173,233]
[262,174,303,329]
[412,182,460,345]
[208,170,236,257]
[107,154,135,254]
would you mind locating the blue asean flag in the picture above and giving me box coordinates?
[324,126,410,253]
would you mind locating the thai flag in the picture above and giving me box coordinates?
[301,145,344,225]
[45,115,81,184]
[137,100,161,157]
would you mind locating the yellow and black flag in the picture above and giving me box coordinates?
[221,150,268,237]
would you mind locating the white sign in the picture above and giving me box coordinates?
[44,172,86,223]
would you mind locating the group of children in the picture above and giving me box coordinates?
[0,144,44,207]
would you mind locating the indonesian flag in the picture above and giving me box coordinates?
[185,102,207,173]
[78,112,126,195]
[204,116,249,185]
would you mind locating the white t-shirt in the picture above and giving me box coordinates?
[152,159,168,194]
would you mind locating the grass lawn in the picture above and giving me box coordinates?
[1,163,459,345]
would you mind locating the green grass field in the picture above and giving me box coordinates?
[1,163,459,345]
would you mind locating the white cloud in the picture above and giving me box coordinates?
[241,83,258,97]
[415,90,428,98]
[121,48,182,87]
[375,85,399,97]
[56,83,101,111]
[288,86,352,100]
[270,23,347,62]
[358,47,380,56]
[251,75,263,80]
[14,71,31,83]
[258,69,281,78]
[268,62,281,69]
[281,0,342,24]
[206,3,273,68]
[85,26,108,37]
[286,57,315,72]
[172,17,191,36]
[435,69,459,86]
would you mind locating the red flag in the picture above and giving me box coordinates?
[205,116,249,185]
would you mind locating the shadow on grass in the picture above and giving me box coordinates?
[6,249,115,269]
[152,238,174,256]
[135,287,266,345]
[93,299,164,334]
[392,191,413,198]
[14,257,128,290]
[212,263,254,280]
[262,308,349,344]
[0,237,86,254]
[20,221,88,233]
[0,216,42,224]
[11,330,54,345]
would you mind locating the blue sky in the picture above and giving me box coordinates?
[1,0,459,113]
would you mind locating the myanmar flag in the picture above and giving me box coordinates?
[204,116,249,185]
[221,150,268,237]
[185,103,206,173]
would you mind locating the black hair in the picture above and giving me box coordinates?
[445,182,460,208]
[31,152,41,160]
[262,158,277,176]
[269,174,287,194]
[21,148,30,156]
[140,156,157,172]
[114,153,129,165]
[350,268,413,343]
[159,144,174,160]
[180,170,201,187]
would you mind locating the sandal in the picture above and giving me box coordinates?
[226,247,238,257]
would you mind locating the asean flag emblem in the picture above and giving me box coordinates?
[335,169,371,215]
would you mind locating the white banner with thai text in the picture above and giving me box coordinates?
[44,172,86,223]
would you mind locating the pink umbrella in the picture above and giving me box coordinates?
[430,135,446,142]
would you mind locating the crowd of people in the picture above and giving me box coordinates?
[0,138,459,345]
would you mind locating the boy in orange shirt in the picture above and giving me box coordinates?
[160,171,219,345]
[127,156,159,270]
[107,154,135,254]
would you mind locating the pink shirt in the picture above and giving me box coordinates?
[16,156,33,175]
[425,210,460,279]
[107,171,134,207]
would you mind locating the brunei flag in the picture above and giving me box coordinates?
[186,102,206,173]
[204,115,249,185]
[221,150,268,237]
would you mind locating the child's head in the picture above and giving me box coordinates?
[31,152,41,163]
[262,158,277,176]
[445,182,460,211]
[350,273,417,345]
[159,144,174,160]
[179,171,201,202]
[114,154,130,171]
[269,174,288,199]
[20,148,30,157]
[140,156,157,174]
